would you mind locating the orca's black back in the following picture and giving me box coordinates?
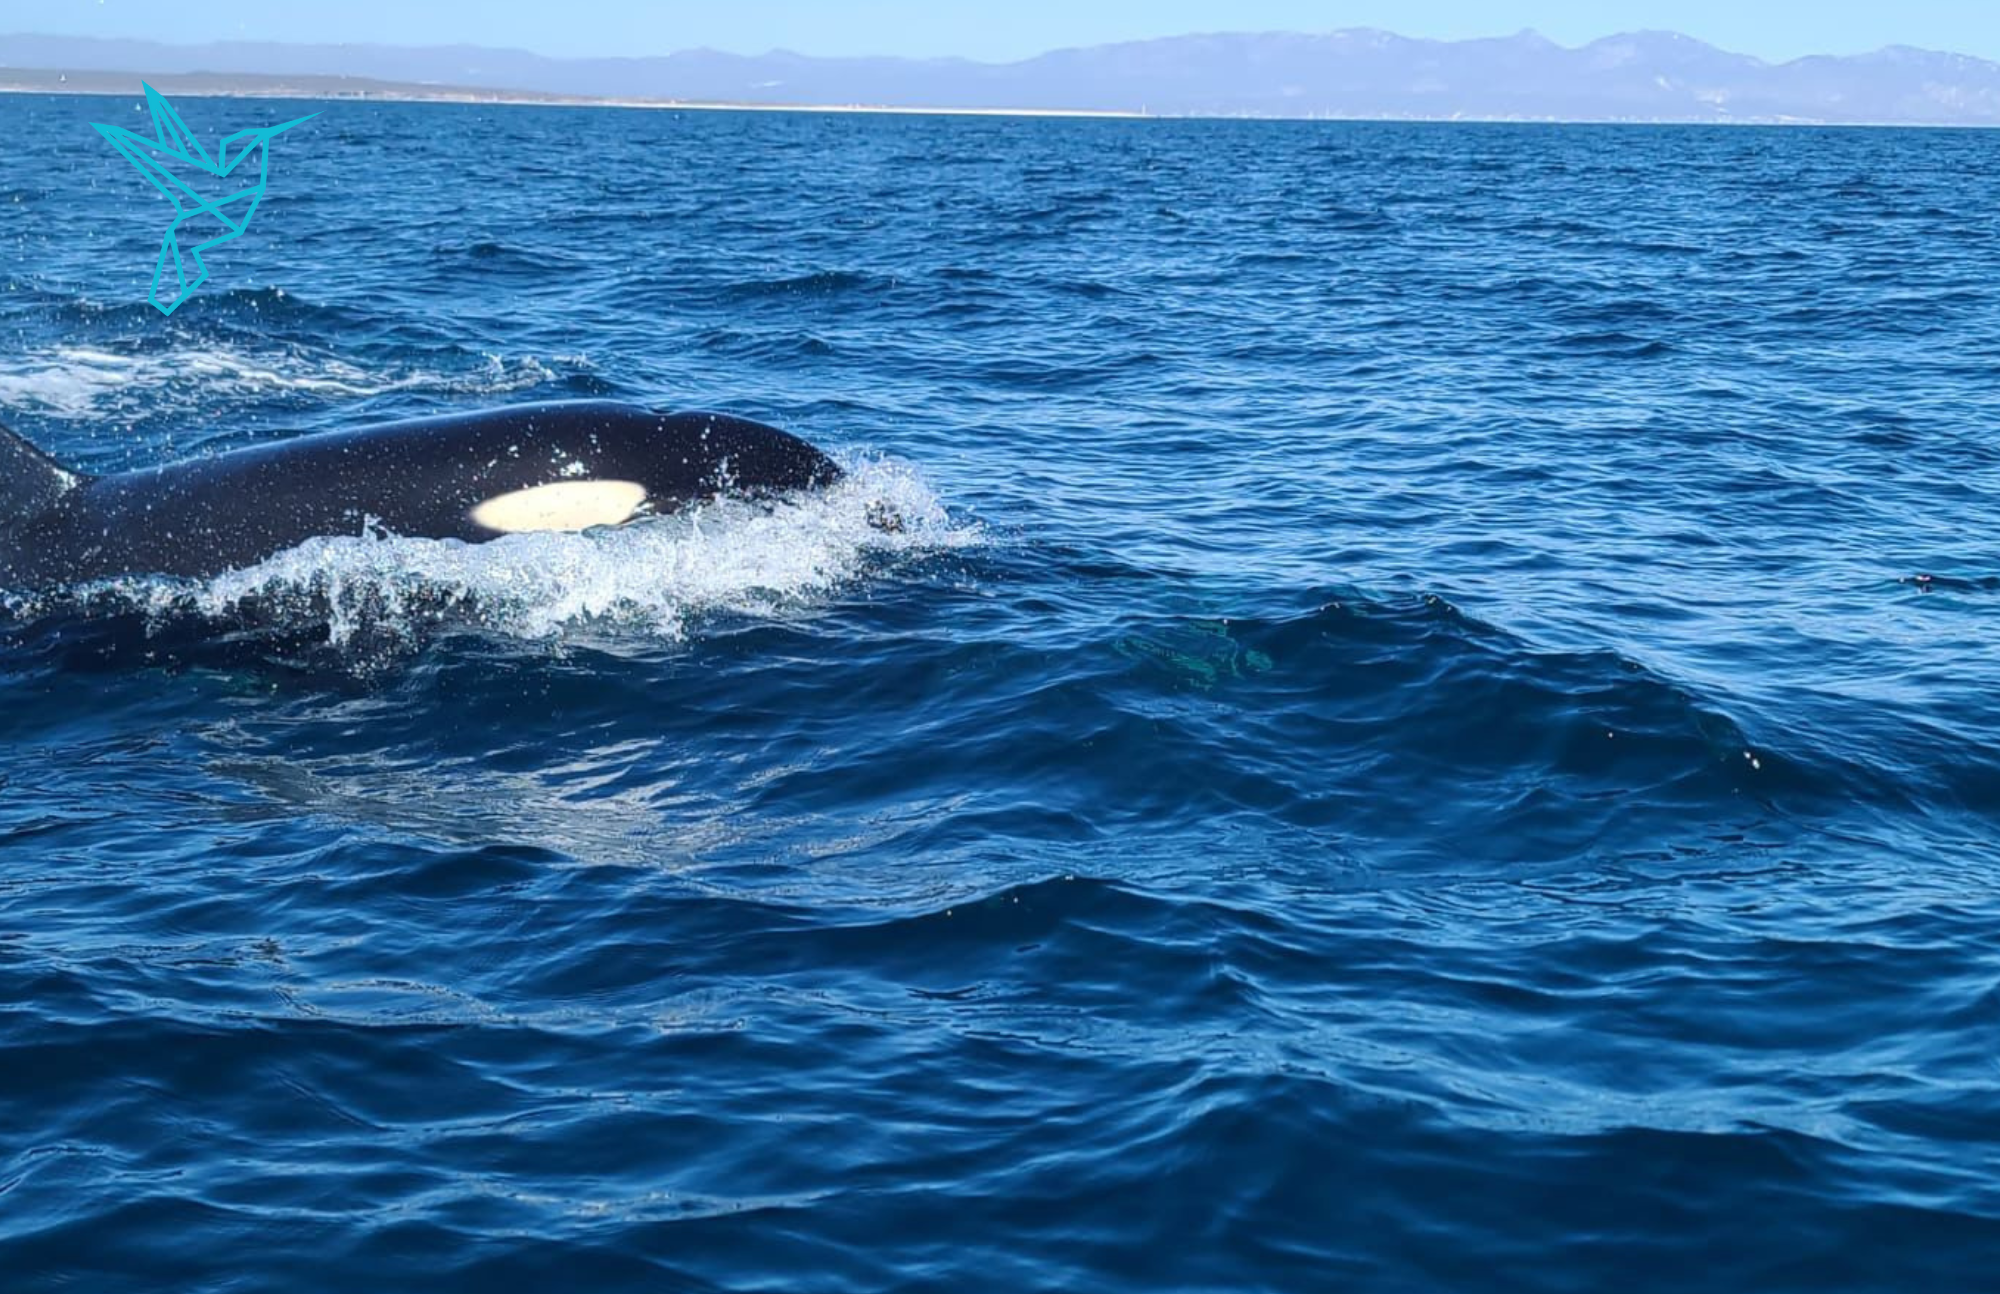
[0,402,842,588]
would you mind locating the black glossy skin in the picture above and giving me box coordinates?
[0,401,843,589]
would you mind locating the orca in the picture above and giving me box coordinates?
[0,400,844,590]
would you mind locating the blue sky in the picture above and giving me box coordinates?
[15,0,2000,64]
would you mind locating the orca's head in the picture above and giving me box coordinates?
[643,410,848,499]
[465,404,845,536]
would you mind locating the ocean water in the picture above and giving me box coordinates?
[2,96,1999,1291]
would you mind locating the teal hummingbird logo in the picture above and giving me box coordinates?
[92,83,317,316]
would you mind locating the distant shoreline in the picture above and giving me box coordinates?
[0,67,1148,119]
[6,88,1153,121]
[0,66,1990,128]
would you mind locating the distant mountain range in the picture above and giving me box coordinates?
[7,28,2000,124]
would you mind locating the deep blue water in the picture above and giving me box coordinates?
[3,96,1999,1291]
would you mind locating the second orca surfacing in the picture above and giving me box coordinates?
[0,401,846,590]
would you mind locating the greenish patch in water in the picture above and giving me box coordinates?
[1114,618,1274,690]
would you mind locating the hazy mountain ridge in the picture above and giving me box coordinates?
[7,27,2000,122]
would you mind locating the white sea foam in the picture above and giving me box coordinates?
[0,344,567,418]
[87,456,976,650]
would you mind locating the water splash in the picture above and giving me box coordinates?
[6,458,976,659]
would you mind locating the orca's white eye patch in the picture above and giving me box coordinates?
[470,480,649,533]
